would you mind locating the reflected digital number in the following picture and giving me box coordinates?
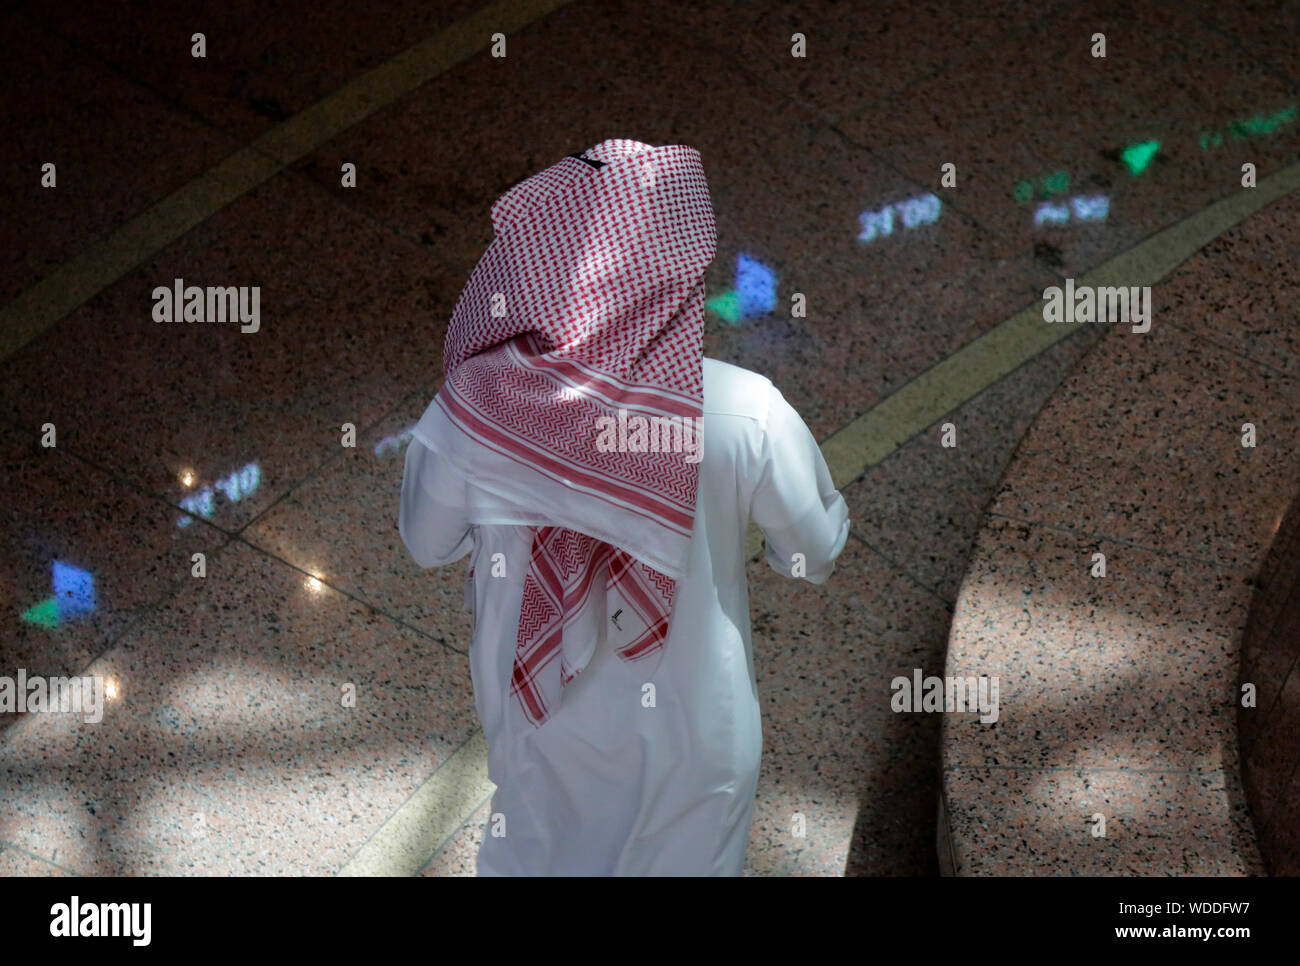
[178,461,261,526]
[858,193,940,243]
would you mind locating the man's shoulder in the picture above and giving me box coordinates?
[702,357,774,422]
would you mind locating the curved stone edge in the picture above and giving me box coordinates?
[938,195,1300,873]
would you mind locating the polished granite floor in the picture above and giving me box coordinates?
[1,0,1297,875]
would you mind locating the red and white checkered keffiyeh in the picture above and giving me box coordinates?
[416,139,717,727]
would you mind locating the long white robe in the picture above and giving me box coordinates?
[399,357,850,875]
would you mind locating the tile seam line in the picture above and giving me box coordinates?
[0,789,183,873]
[1248,657,1300,758]
[805,323,1096,461]
[335,727,483,873]
[827,118,1294,293]
[233,382,435,535]
[224,530,472,660]
[0,839,82,877]
[414,788,495,875]
[0,0,577,363]
[1258,753,1300,832]
[1,0,1288,367]
[1164,315,1300,384]
[0,415,461,762]
[2,0,1244,367]
[842,528,956,608]
[369,148,1293,861]
[0,436,241,749]
[2,381,457,650]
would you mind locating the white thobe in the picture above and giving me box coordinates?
[399,358,850,876]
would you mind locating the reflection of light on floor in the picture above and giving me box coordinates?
[20,560,96,628]
[735,254,776,317]
[305,575,325,593]
[1201,103,1296,149]
[705,290,740,323]
[705,254,777,325]
[857,193,941,244]
[373,425,416,457]
[1034,195,1109,227]
[179,469,196,488]
[104,676,120,701]
[1120,140,1160,175]
[1014,171,1069,203]
[177,462,261,526]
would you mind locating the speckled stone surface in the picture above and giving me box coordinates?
[1238,494,1300,752]
[290,0,817,278]
[18,0,487,145]
[0,424,232,726]
[1191,0,1300,90]
[943,202,1300,874]
[706,123,1066,441]
[1168,201,1300,379]
[0,171,465,534]
[987,311,1300,572]
[948,517,1252,771]
[1266,765,1300,874]
[0,540,479,875]
[419,797,491,877]
[0,844,71,877]
[242,388,476,648]
[944,766,1262,876]
[0,11,243,303]
[841,327,1105,600]
[742,537,951,875]
[1238,490,1300,874]
[1039,117,1300,298]
[838,0,1300,282]
[649,0,1070,124]
[836,4,1227,269]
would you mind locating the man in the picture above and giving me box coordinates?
[399,139,849,876]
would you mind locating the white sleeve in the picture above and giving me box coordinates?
[398,437,475,568]
[749,383,850,584]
